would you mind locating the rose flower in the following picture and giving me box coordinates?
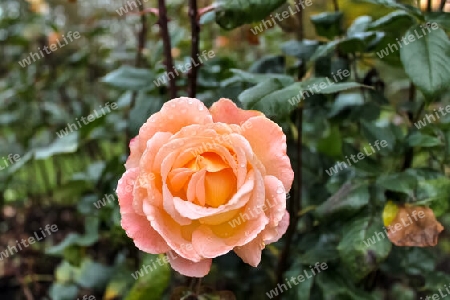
[117,97,294,277]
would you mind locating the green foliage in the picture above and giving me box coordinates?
[2,0,450,299]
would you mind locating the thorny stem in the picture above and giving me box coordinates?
[402,83,418,170]
[126,2,147,152]
[275,5,304,292]
[158,0,177,99]
[188,0,200,97]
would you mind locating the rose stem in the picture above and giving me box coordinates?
[158,0,177,99]
[275,2,305,288]
[188,0,200,98]
[126,1,147,152]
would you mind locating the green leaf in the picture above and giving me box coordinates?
[199,10,216,25]
[102,66,155,91]
[306,79,367,94]
[309,40,341,62]
[34,133,79,160]
[55,261,79,284]
[416,177,450,216]
[316,269,381,299]
[359,0,423,18]
[316,183,370,218]
[400,25,450,99]
[128,94,165,137]
[215,0,286,30]
[75,258,114,291]
[49,283,79,300]
[125,254,171,300]
[369,10,415,32]
[329,92,365,117]
[222,69,294,86]
[317,125,343,158]
[281,40,319,61]
[248,55,285,73]
[407,131,442,147]
[310,12,344,40]
[348,16,373,36]
[284,264,315,299]
[425,12,450,30]
[46,229,99,255]
[337,216,392,282]
[240,79,300,117]
[361,120,396,151]
[376,172,418,195]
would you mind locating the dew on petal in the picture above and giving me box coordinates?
[198,104,204,111]
[240,163,246,168]
[276,186,284,194]
[188,99,193,104]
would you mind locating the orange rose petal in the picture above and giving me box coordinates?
[209,98,262,125]
[161,184,192,226]
[195,171,207,206]
[172,171,255,220]
[242,116,294,191]
[143,202,203,262]
[125,136,141,169]
[262,211,289,244]
[168,168,194,192]
[204,168,237,208]
[187,170,207,205]
[264,176,287,226]
[192,213,269,258]
[234,238,264,267]
[167,251,212,278]
[138,97,213,151]
[117,169,170,253]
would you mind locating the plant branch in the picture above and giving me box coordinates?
[275,6,304,290]
[332,0,340,12]
[439,0,446,11]
[126,2,147,152]
[402,83,417,170]
[188,0,200,97]
[158,0,177,99]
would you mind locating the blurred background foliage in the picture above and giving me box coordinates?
[1,0,450,299]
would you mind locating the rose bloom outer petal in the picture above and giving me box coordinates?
[241,116,294,192]
[132,132,172,215]
[138,97,213,152]
[233,238,264,267]
[264,175,287,227]
[191,212,269,258]
[126,136,141,169]
[209,98,262,125]
[143,202,203,262]
[167,251,212,278]
[117,169,170,253]
[234,211,290,267]
[262,210,290,244]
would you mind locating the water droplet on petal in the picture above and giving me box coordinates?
[188,99,193,104]
[198,104,204,111]
[240,163,246,168]
[276,186,284,194]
